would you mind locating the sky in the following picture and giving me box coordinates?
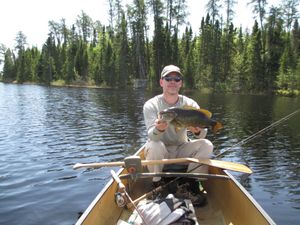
[0,0,283,50]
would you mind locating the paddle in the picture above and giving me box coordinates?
[119,172,230,180]
[73,157,252,174]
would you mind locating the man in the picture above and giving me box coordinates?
[143,65,213,200]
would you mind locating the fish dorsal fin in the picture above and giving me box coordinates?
[199,109,212,118]
[182,105,197,110]
[182,105,212,118]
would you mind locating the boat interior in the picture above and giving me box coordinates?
[75,150,275,225]
[119,176,227,225]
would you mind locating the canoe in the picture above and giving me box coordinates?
[75,144,276,225]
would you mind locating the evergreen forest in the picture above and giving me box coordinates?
[1,0,300,95]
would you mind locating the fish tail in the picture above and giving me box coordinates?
[212,121,223,133]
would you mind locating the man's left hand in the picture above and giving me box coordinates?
[188,126,202,135]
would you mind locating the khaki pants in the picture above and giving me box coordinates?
[144,139,213,182]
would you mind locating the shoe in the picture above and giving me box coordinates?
[190,192,207,207]
[148,180,165,200]
[174,183,207,207]
[178,178,202,194]
[152,180,164,188]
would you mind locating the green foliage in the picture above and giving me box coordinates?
[1,2,300,95]
[265,7,284,91]
[35,41,56,85]
[2,49,16,82]
[248,21,264,91]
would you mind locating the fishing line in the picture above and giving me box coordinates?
[214,108,300,158]
[146,109,300,196]
[186,108,300,173]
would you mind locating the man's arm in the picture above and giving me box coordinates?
[143,101,166,141]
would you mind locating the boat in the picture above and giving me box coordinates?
[74,144,276,225]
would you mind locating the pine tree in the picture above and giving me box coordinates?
[171,28,179,65]
[265,6,284,91]
[2,49,16,82]
[23,48,34,82]
[116,12,131,86]
[221,22,235,89]
[14,31,27,83]
[181,26,194,88]
[103,39,116,86]
[75,40,89,81]
[197,15,213,88]
[291,20,300,67]
[66,25,78,83]
[151,0,165,83]
[127,0,148,79]
[211,19,222,89]
[232,27,248,91]
[35,38,56,85]
[206,0,221,25]
[76,11,93,42]
[248,20,264,91]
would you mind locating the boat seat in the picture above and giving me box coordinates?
[162,164,203,196]
[163,164,188,172]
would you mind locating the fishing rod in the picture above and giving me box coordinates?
[181,108,300,176]
[214,108,300,159]
[125,108,300,203]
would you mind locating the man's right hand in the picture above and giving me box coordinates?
[155,118,168,132]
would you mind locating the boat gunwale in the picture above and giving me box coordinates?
[75,145,145,225]
[75,144,276,225]
[222,169,276,225]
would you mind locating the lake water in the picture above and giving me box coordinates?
[0,83,299,225]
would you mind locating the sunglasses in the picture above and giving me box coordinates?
[163,76,182,82]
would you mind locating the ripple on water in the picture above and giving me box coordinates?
[1,84,300,225]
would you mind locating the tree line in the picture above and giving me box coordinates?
[1,0,300,95]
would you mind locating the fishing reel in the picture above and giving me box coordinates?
[124,156,143,180]
[115,192,126,208]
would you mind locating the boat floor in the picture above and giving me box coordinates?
[119,178,226,225]
[195,201,225,225]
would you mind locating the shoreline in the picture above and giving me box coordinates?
[1,80,300,97]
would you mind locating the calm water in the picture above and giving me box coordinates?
[0,83,299,225]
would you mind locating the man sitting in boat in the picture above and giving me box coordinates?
[143,64,213,206]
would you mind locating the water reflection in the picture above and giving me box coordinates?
[0,83,299,225]
[188,91,300,224]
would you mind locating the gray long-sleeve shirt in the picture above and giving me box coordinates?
[143,94,207,146]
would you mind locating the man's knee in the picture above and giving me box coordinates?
[202,139,213,155]
[191,139,213,157]
[145,140,167,160]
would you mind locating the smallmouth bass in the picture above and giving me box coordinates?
[159,106,223,133]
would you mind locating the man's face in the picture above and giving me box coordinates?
[160,72,182,95]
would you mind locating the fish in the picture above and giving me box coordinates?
[159,106,223,133]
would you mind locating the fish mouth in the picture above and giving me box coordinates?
[159,110,176,121]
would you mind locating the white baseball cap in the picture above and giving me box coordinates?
[161,65,183,78]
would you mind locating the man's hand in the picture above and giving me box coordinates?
[155,118,168,132]
[188,126,202,135]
